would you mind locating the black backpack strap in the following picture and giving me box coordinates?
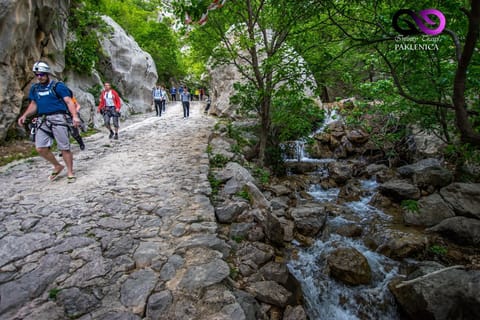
[51,81,73,116]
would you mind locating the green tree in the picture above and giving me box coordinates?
[173,0,324,166]
[311,0,480,148]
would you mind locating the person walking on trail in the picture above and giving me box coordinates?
[160,85,168,113]
[170,86,177,101]
[204,95,211,114]
[98,82,121,139]
[152,84,163,117]
[180,86,191,119]
[70,96,86,150]
[178,85,184,98]
[17,61,81,183]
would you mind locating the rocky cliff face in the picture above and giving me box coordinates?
[0,0,71,141]
[96,16,157,115]
[0,1,157,142]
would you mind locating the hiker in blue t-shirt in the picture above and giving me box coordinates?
[18,61,81,183]
[170,86,177,101]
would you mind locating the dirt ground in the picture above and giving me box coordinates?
[0,139,36,166]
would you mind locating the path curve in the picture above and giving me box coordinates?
[0,102,241,320]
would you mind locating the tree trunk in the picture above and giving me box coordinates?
[453,1,480,146]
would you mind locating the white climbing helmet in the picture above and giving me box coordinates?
[32,61,51,74]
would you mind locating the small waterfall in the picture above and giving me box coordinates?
[288,180,401,320]
[282,108,339,162]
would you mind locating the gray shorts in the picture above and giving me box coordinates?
[35,114,71,151]
[103,106,120,128]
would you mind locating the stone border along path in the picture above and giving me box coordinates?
[0,101,239,319]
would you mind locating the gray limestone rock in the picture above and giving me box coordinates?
[248,281,291,307]
[178,259,230,290]
[0,233,54,267]
[56,287,101,318]
[120,269,158,314]
[146,290,173,320]
[0,254,70,314]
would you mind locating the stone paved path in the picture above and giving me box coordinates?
[0,102,238,320]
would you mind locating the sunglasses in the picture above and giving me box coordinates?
[35,73,47,77]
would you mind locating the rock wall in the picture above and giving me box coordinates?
[97,16,157,115]
[0,1,157,141]
[0,0,71,141]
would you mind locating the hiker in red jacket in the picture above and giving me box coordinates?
[98,82,122,139]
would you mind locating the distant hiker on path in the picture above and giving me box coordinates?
[180,86,191,119]
[17,61,81,182]
[98,82,121,139]
[152,84,163,117]
[160,85,168,113]
[204,95,211,114]
[170,86,177,101]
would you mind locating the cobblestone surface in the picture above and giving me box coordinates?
[0,102,240,320]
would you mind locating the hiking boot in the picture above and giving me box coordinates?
[80,143,85,150]
[114,133,118,140]
[109,131,114,139]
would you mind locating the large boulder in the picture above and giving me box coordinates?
[390,262,480,320]
[326,247,372,285]
[397,158,453,190]
[427,216,480,247]
[403,193,455,227]
[97,16,157,114]
[365,229,427,260]
[378,179,421,201]
[289,203,327,237]
[439,183,480,219]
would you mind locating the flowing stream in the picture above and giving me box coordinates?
[287,178,401,319]
[284,109,402,319]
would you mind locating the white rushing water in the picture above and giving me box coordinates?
[287,180,401,320]
[282,108,339,163]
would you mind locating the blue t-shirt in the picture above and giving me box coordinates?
[170,87,176,94]
[29,80,71,115]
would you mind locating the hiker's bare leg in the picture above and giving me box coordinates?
[61,150,75,177]
[37,147,64,173]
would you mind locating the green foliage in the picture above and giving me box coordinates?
[48,288,61,300]
[0,148,38,167]
[206,144,213,154]
[401,200,419,213]
[229,266,239,279]
[230,82,261,116]
[208,173,221,196]
[429,244,448,256]
[271,88,325,142]
[67,1,108,74]
[210,154,229,168]
[252,166,270,185]
[444,143,480,166]
[444,143,480,182]
[231,235,245,243]
[236,187,251,202]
